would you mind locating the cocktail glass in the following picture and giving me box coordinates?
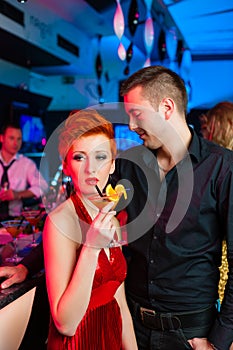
[21,210,42,247]
[88,193,127,247]
[1,220,28,263]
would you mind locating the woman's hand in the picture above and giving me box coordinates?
[85,201,116,249]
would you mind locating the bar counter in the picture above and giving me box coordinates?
[0,231,48,350]
[0,270,45,310]
[0,231,43,309]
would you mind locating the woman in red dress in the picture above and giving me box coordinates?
[43,109,138,350]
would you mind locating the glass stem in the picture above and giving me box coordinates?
[32,225,36,243]
[13,238,18,260]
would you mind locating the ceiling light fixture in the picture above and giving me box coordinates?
[17,0,28,3]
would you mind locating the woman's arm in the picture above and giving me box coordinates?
[43,201,116,336]
[43,215,99,336]
[115,283,138,350]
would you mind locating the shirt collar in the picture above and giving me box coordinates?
[137,126,202,167]
[0,152,19,165]
[187,126,202,163]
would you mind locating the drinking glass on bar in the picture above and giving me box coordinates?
[1,219,28,263]
[21,210,42,247]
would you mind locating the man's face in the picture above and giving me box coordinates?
[123,86,166,149]
[1,127,22,156]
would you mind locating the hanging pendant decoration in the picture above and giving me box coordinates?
[158,29,167,62]
[143,13,154,67]
[124,41,133,75]
[143,57,151,68]
[113,0,126,61]
[128,0,139,37]
[95,52,102,80]
[143,0,154,68]
[118,42,126,61]
[113,0,124,40]
[144,16,154,56]
[95,35,104,104]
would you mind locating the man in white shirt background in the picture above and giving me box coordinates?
[0,122,48,220]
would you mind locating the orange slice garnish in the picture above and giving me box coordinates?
[106,184,127,201]
[115,184,127,200]
[105,184,118,201]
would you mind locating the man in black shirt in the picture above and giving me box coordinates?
[115,66,233,350]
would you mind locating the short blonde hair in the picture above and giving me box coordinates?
[201,102,233,150]
[58,109,117,160]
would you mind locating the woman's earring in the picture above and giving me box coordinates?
[108,174,113,185]
[66,177,72,198]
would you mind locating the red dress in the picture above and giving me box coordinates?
[47,194,127,350]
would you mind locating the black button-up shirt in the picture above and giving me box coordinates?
[115,129,233,349]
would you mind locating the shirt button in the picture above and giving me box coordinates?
[150,280,154,284]
[150,259,154,264]
[153,235,157,240]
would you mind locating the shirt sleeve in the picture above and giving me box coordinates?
[24,157,48,197]
[21,241,44,276]
[208,166,233,350]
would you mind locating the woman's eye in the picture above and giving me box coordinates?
[96,154,107,160]
[73,154,85,161]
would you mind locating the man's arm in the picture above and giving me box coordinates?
[19,241,44,277]
[0,242,44,289]
[0,264,29,289]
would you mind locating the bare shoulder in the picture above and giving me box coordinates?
[46,198,82,244]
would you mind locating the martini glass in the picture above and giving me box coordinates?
[1,220,28,263]
[88,193,127,247]
[21,210,42,247]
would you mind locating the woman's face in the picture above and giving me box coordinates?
[200,114,214,140]
[63,134,115,197]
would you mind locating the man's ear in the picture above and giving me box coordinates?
[160,98,174,120]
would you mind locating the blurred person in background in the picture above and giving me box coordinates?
[0,122,48,220]
[200,101,233,149]
[200,101,233,350]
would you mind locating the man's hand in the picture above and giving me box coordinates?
[188,338,217,349]
[0,264,29,289]
[0,189,15,201]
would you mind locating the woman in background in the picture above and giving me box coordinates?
[200,101,233,317]
[200,101,233,150]
[43,109,137,350]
